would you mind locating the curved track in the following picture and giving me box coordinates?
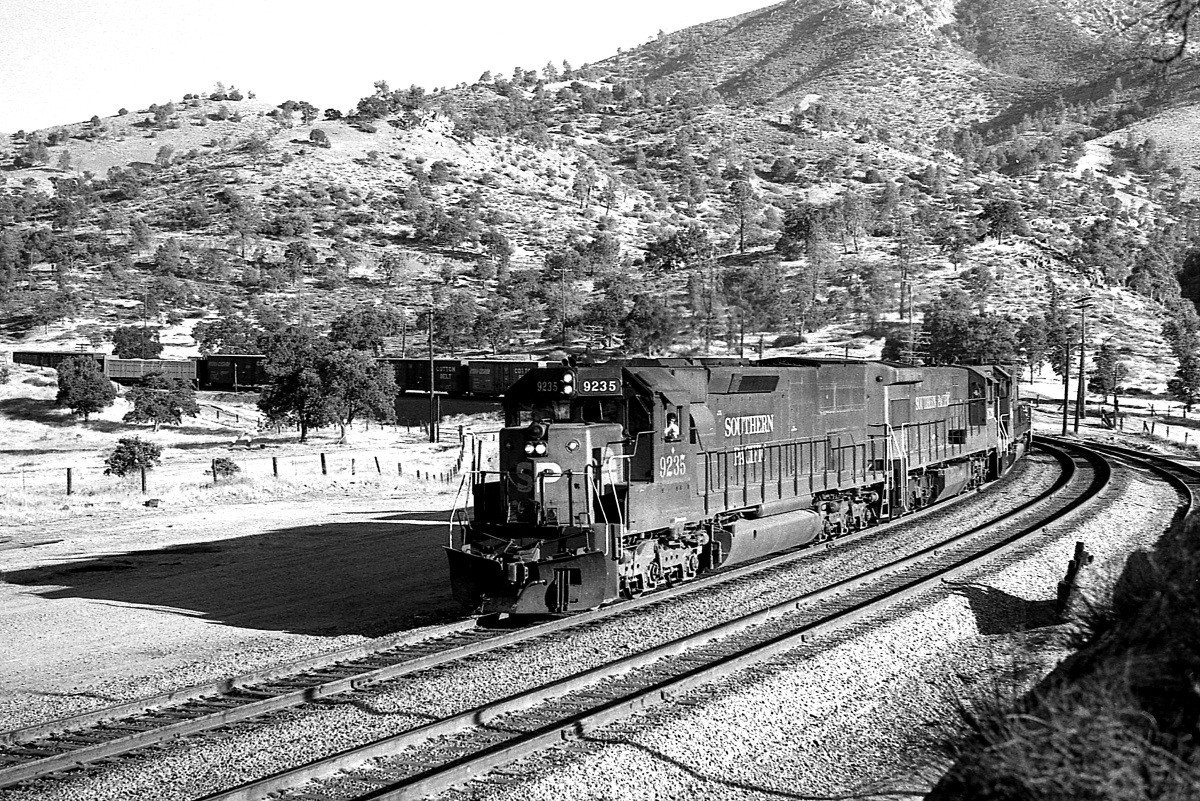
[0,441,1125,797]
[0,447,1045,790]
[193,440,1113,801]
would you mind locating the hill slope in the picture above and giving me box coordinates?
[0,0,1198,395]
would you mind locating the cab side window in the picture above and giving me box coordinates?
[663,408,681,442]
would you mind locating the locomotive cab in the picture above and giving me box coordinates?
[447,365,633,614]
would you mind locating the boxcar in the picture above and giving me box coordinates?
[382,358,468,394]
[466,359,543,396]
[198,354,270,389]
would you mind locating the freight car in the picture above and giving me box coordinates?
[380,357,546,397]
[446,358,1032,615]
[196,354,271,389]
[11,351,106,370]
[104,357,198,384]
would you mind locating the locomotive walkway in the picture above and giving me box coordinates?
[2,439,1190,799]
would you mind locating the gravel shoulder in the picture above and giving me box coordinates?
[430,451,1177,801]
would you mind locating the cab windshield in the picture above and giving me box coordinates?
[510,398,623,426]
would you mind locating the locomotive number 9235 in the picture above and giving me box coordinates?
[446,357,1032,616]
[659,454,687,478]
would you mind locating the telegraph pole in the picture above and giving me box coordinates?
[1061,341,1072,437]
[428,300,437,443]
[1074,296,1092,434]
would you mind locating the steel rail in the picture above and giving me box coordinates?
[200,442,1105,801]
[1042,436,1200,520]
[0,443,1043,788]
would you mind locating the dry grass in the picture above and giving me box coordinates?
[929,515,1200,800]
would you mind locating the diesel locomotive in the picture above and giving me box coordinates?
[446,358,1031,615]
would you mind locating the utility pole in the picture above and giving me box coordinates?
[141,291,148,359]
[1061,341,1072,437]
[428,300,437,443]
[1074,295,1092,434]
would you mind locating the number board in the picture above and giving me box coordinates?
[575,367,623,396]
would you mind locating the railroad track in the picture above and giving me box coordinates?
[185,440,1112,801]
[0,446,1051,792]
[1041,436,1200,516]
[0,442,1103,798]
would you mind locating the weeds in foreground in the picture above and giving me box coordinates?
[928,517,1200,800]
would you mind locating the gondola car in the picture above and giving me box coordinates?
[11,351,106,370]
[446,358,1032,615]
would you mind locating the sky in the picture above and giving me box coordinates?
[0,0,774,133]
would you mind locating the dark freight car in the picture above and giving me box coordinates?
[382,358,468,394]
[11,351,106,370]
[466,359,543,396]
[198,354,270,389]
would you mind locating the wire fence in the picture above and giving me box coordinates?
[0,434,498,502]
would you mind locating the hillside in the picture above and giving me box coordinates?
[1,0,1199,396]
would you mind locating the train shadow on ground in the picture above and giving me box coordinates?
[2,508,462,637]
[944,581,1060,635]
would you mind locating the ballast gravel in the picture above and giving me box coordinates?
[1,451,1168,801]
[434,461,1176,801]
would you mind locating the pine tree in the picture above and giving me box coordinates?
[622,294,676,355]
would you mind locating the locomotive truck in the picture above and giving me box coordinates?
[446,357,1031,615]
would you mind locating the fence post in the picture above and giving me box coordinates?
[352,458,356,476]
[375,457,381,474]
[212,459,218,484]
[66,467,73,496]
[272,457,279,478]
[398,462,402,476]
[321,453,327,475]
[140,467,147,493]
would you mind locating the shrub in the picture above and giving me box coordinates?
[104,437,163,477]
[56,356,117,420]
[212,457,241,479]
[0,364,9,384]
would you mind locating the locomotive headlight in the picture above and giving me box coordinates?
[533,442,548,456]
[524,442,537,455]
[566,439,580,452]
[529,422,548,439]
[561,384,575,396]
[561,373,574,384]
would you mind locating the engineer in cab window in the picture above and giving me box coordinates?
[664,412,681,442]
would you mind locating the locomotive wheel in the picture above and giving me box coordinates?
[647,562,662,589]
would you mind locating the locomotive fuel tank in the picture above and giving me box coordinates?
[714,508,824,567]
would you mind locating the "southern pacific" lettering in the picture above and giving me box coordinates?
[724,414,775,437]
